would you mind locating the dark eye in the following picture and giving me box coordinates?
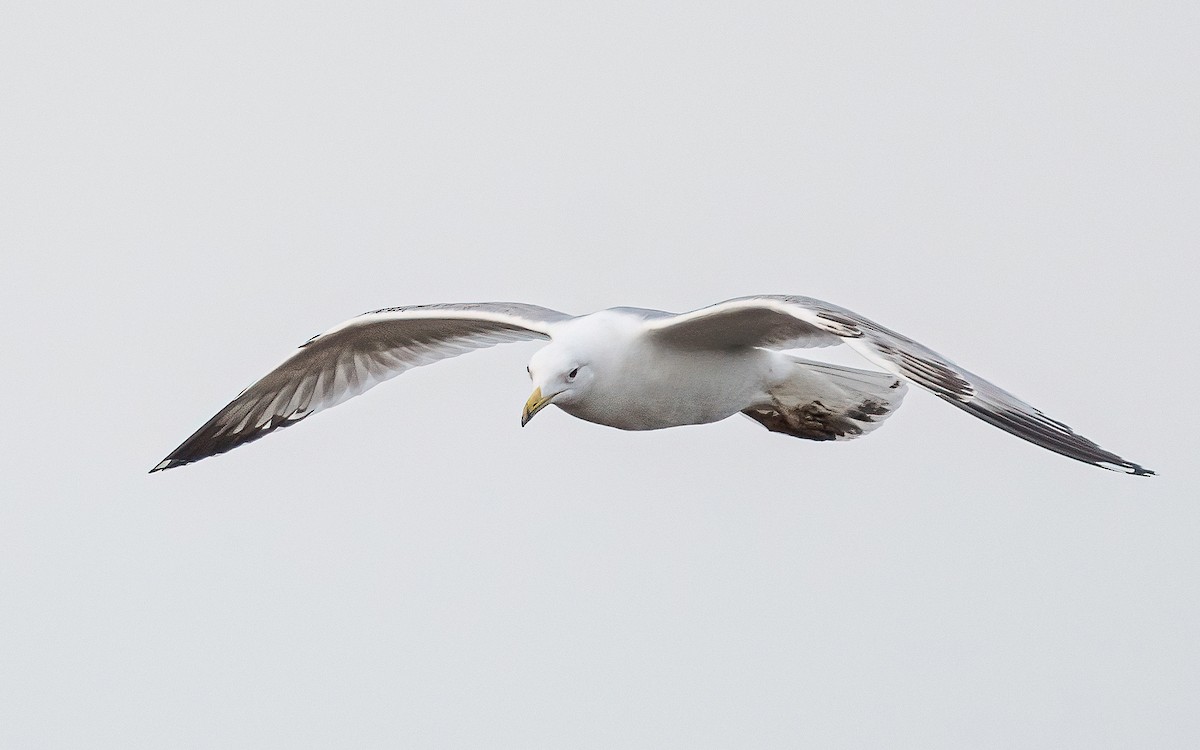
[568,367,579,379]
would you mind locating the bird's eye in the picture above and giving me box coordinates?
[568,367,579,379]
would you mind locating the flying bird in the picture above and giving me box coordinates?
[151,296,1153,475]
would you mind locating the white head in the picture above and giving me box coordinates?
[520,342,595,426]
[519,310,644,426]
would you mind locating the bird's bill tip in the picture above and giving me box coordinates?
[521,387,555,427]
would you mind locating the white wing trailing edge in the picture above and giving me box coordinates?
[150,303,571,472]
[646,295,1154,475]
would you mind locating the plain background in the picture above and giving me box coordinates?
[2,1,1197,747]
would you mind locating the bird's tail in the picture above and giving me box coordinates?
[742,356,908,441]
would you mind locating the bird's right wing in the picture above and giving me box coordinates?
[152,303,572,471]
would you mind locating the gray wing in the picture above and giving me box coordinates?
[152,303,571,472]
[645,295,1153,475]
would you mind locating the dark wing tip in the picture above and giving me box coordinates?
[149,457,191,473]
[1115,461,1156,477]
[150,412,312,474]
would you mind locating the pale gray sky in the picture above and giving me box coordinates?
[2,1,1198,747]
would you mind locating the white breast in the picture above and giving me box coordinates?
[555,317,781,430]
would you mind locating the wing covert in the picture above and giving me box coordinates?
[643,297,844,350]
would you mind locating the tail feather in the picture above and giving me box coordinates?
[743,356,908,441]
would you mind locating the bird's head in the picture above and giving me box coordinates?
[521,345,593,426]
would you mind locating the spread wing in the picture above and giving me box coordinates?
[645,295,1153,475]
[151,303,571,472]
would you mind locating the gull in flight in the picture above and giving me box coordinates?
[151,296,1153,475]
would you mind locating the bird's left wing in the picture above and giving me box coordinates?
[151,303,571,472]
[645,295,1153,475]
